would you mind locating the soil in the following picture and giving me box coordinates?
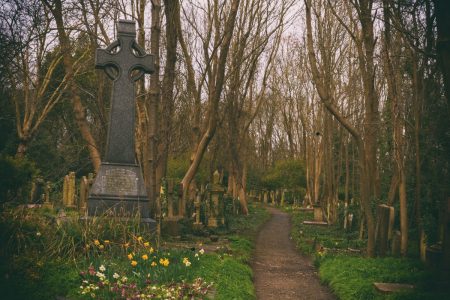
[252,207,336,300]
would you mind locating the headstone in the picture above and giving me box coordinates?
[207,170,225,228]
[303,204,328,225]
[391,230,401,256]
[79,176,92,213]
[313,204,323,222]
[263,190,268,204]
[42,181,53,209]
[65,172,76,208]
[375,204,395,256]
[87,20,155,226]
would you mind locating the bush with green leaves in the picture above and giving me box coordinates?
[0,155,38,203]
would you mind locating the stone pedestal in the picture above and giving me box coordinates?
[88,163,154,225]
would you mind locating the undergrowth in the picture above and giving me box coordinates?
[287,207,450,300]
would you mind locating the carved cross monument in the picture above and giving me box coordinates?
[87,20,155,225]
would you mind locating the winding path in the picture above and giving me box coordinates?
[252,207,335,300]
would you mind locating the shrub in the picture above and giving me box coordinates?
[0,155,38,203]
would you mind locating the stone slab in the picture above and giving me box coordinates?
[303,220,328,226]
[298,207,314,211]
[373,282,414,294]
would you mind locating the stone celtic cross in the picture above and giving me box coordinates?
[87,20,155,226]
[95,19,154,164]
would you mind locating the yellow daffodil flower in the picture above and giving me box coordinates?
[131,260,138,267]
[142,254,148,260]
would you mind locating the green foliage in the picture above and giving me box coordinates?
[167,155,209,183]
[0,155,38,203]
[0,258,79,300]
[319,256,447,300]
[261,159,306,190]
[289,209,364,256]
[288,209,450,299]
[190,254,255,300]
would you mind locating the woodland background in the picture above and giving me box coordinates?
[0,0,449,259]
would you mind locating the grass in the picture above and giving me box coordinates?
[0,201,269,299]
[287,207,450,300]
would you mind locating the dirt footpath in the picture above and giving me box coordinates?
[252,207,336,300]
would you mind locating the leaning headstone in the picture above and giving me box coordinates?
[375,204,394,256]
[87,20,155,226]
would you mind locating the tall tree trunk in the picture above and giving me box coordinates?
[181,0,241,203]
[43,0,101,172]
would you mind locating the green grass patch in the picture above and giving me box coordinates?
[320,255,448,300]
[0,202,269,299]
[287,207,450,300]
[289,210,364,256]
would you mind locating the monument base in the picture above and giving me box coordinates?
[87,162,155,226]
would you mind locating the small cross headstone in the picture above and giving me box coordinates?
[87,20,155,226]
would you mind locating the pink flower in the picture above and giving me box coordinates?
[88,266,95,276]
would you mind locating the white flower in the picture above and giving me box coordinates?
[99,265,106,272]
[36,232,41,237]
[121,276,128,283]
[199,248,205,255]
[185,261,191,267]
[194,253,199,257]
[95,272,105,279]
[113,273,120,279]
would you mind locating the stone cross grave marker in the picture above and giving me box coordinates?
[87,20,155,225]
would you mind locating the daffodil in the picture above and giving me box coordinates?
[113,273,120,279]
[149,247,155,254]
[144,242,150,247]
[199,248,205,255]
[142,254,148,260]
[127,253,133,260]
[104,240,110,245]
[94,240,100,246]
[151,261,157,267]
[137,236,143,242]
[131,260,138,267]
[99,265,106,272]
[98,244,104,250]
[159,258,169,267]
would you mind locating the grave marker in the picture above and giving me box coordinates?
[87,20,155,226]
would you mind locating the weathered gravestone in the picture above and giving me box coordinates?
[87,20,155,226]
[207,170,225,228]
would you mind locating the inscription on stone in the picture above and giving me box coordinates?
[101,169,138,195]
